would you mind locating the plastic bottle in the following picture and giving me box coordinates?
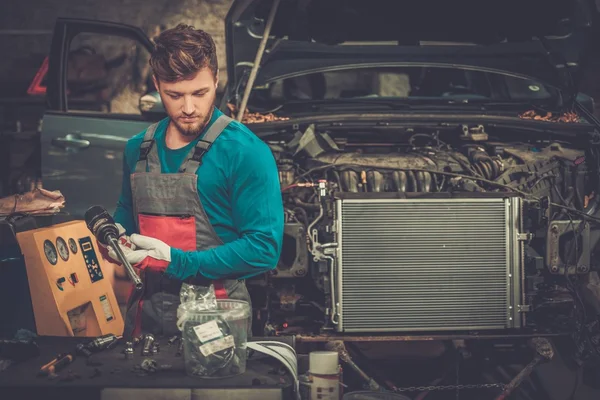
[301,351,341,400]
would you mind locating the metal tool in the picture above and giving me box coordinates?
[75,343,93,357]
[87,333,121,352]
[84,205,143,290]
[76,333,121,360]
[141,334,155,356]
[123,341,134,360]
[38,353,75,376]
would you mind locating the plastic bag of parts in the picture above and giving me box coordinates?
[179,283,217,312]
[176,299,251,378]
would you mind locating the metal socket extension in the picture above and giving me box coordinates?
[141,334,155,356]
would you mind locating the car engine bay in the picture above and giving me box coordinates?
[244,120,600,366]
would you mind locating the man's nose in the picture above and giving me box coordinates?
[182,96,195,115]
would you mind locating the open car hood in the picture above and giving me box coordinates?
[225,0,598,98]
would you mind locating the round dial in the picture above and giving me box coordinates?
[44,240,58,265]
[68,238,78,254]
[56,237,69,261]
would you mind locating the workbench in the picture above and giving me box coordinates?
[0,335,296,400]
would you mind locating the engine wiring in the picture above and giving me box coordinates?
[292,162,600,225]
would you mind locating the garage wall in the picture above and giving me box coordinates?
[0,0,234,98]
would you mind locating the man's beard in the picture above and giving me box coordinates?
[171,104,214,138]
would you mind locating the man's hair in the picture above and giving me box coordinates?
[150,23,218,83]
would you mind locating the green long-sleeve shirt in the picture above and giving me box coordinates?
[113,107,284,280]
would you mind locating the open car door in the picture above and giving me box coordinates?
[41,18,165,219]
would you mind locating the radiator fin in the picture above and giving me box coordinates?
[338,199,515,332]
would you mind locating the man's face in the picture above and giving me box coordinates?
[154,67,218,137]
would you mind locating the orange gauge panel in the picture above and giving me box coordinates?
[16,220,124,337]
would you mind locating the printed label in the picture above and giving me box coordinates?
[311,375,340,399]
[193,320,223,343]
[199,335,234,357]
[99,294,114,322]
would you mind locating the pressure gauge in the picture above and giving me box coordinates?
[68,238,78,254]
[44,240,58,265]
[56,237,69,261]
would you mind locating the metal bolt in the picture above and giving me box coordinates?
[123,342,134,360]
[551,225,558,232]
[294,268,306,276]
[551,265,559,273]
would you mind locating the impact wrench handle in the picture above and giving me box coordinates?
[84,205,143,291]
[108,236,143,291]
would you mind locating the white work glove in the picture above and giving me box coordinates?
[107,223,136,264]
[99,223,137,265]
[124,234,172,265]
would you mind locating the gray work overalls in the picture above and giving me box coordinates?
[123,114,251,339]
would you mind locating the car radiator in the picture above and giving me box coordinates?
[334,197,524,332]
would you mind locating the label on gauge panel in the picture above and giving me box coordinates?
[99,294,114,322]
[78,236,103,283]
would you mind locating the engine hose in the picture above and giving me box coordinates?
[292,207,310,228]
[490,157,501,177]
[331,169,342,191]
[469,149,504,180]
[472,161,491,179]
[293,198,320,210]
[473,158,502,180]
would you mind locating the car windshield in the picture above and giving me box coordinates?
[249,66,560,108]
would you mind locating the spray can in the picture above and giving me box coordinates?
[300,351,341,400]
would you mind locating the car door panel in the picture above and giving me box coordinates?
[41,112,154,218]
[41,18,156,219]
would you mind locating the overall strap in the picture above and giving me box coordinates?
[179,114,233,174]
[134,122,160,173]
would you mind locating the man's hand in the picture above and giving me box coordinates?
[107,238,137,264]
[126,234,172,265]
[126,235,201,280]
[98,223,136,265]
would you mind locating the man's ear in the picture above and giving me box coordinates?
[215,69,219,89]
[152,75,159,90]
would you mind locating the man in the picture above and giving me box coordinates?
[107,24,284,339]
